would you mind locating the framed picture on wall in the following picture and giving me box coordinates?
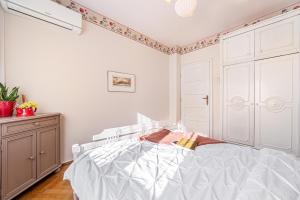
[107,71,136,93]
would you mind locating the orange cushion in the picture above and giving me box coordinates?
[139,129,171,143]
[196,136,224,146]
[140,130,224,146]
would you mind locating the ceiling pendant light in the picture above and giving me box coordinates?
[175,0,198,18]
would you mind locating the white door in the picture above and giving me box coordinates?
[222,62,255,145]
[255,54,299,154]
[181,61,212,137]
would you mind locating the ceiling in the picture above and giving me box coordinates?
[75,0,300,46]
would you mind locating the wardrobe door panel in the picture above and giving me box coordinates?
[223,62,255,145]
[255,54,299,154]
[222,31,255,65]
[255,16,300,59]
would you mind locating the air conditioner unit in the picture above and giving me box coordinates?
[0,0,82,34]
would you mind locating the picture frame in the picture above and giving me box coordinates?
[107,71,136,93]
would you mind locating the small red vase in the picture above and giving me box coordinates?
[16,107,36,117]
[0,101,16,117]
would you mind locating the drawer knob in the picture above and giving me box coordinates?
[28,156,35,160]
[40,151,46,155]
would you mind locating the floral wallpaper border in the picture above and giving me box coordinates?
[55,0,300,55]
[178,2,300,54]
[56,0,172,55]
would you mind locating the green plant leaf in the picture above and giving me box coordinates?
[0,83,5,100]
[0,83,19,101]
[2,86,8,101]
[7,87,19,101]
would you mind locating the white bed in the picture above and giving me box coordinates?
[64,135,300,200]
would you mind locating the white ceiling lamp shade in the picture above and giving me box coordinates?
[175,0,198,18]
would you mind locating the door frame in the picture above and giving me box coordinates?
[180,59,214,137]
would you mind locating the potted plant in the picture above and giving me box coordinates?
[0,83,19,117]
[16,101,38,117]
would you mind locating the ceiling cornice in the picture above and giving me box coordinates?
[55,0,300,55]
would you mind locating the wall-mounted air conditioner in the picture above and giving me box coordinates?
[0,0,82,34]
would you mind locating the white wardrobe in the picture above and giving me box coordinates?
[221,10,300,156]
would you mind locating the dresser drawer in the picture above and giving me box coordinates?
[2,116,59,137]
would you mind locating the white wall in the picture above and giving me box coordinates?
[4,13,169,162]
[181,44,221,139]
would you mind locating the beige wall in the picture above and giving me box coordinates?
[169,54,181,123]
[181,44,221,139]
[4,13,169,162]
[0,7,4,82]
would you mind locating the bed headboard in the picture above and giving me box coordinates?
[71,121,179,160]
[92,121,178,142]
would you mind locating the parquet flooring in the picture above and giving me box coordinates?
[15,164,73,200]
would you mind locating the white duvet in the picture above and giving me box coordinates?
[64,139,300,200]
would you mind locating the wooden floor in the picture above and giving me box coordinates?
[15,164,73,200]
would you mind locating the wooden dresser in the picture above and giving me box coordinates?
[0,113,61,200]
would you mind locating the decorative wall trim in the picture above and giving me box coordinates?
[55,0,300,55]
[56,0,172,55]
[179,2,300,54]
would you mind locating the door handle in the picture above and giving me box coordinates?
[202,95,209,106]
[40,151,46,155]
[28,156,35,160]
